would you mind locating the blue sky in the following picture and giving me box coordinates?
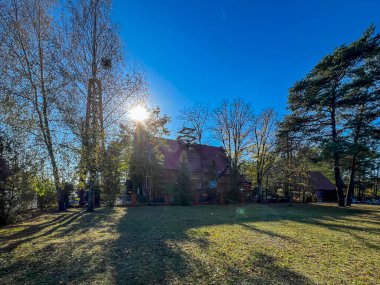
[112,0,380,136]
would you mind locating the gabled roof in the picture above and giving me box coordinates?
[159,139,229,173]
[309,171,336,191]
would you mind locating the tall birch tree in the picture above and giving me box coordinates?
[0,0,67,210]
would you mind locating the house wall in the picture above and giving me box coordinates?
[154,169,232,201]
[315,190,337,202]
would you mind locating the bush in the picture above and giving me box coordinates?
[34,178,56,210]
[1,161,36,225]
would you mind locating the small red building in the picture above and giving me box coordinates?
[308,171,337,202]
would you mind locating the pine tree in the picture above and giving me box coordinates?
[286,26,380,206]
[341,49,380,205]
[101,141,123,207]
[173,153,193,205]
[128,107,170,202]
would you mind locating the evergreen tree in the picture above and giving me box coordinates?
[341,49,380,205]
[286,26,380,206]
[128,107,170,202]
[173,153,193,205]
[101,141,123,207]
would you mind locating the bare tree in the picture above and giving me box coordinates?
[251,108,278,202]
[0,0,68,210]
[179,103,210,188]
[179,103,210,144]
[212,99,253,198]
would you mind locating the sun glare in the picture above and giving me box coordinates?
[129,105,149,122]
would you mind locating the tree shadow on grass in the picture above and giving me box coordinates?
[0,210,86,252]
[240,252,313,285]
[305,217,380,251]
[109,204,380,284]
[0,208,119,284]
[0,211,79,239]
[108,206,317,284]
[290,204,380,251]
[0,204,378,284]
[239,223,298,243]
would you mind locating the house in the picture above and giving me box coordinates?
[155,139,251,203]
[308,171,337,201]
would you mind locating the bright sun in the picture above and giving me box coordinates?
[129,105,149,122]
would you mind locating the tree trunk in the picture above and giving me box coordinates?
[47,145,64,211]
[330,101,345,207]
[78,142,88,206]
[87,169,96,212]
[333,155,345,207]
[302,186,306,203]
[257,177,262,203]
[346,155,357,206]
[37,24,63,211]
[0,156,6,225]
[0,185,6,225]
[346,105,364,206]
[374,165,379,198]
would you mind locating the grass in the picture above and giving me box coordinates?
[0,203,379,285]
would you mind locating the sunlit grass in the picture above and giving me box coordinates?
[1,204,379,284]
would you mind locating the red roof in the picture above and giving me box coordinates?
[308,171,336,191]
[160,139,229,173]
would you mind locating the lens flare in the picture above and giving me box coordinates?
[129,105,149,122]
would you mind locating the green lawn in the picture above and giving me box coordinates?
[1,204,379,285]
